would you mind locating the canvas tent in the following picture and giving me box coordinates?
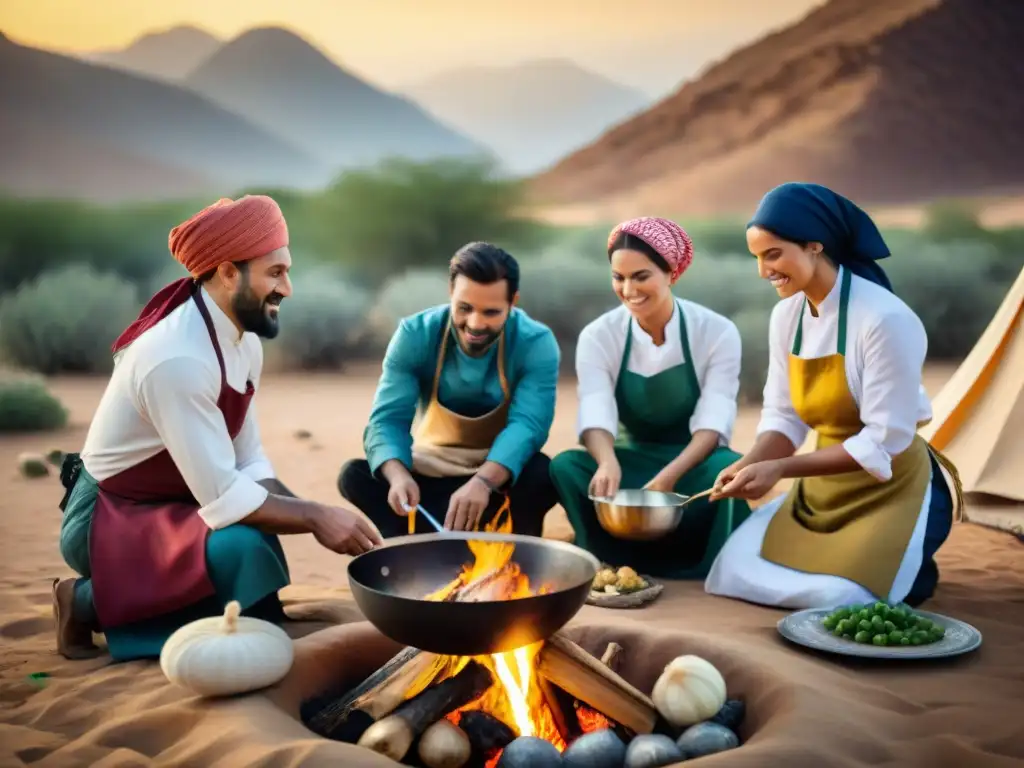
[919,265,1024,533]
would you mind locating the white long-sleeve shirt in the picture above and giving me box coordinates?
[574,298,742,444]
[757,266,932,481]
[81,287,275,529]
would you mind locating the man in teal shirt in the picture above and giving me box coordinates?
[338,242,561,537]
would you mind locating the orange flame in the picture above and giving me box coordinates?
[413,497,568,755]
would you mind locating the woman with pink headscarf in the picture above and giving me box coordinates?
[549,217,752,578]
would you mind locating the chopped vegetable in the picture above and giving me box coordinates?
[821,602,946,646]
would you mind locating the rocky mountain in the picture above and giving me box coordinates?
[85,25,222,81]
[0,34,328,202]
[182,27,485,171]
[530,0,1024,218]
[404,59,651,175]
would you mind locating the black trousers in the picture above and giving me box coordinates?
[337,453,558,539]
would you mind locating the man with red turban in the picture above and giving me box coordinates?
[53,195,382,661]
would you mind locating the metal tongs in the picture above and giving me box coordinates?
[404,503,447,534]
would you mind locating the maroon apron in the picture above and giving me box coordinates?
[90,285,255,629]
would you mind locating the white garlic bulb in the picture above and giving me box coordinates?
[651,654,727,728]
[159,600,293,697]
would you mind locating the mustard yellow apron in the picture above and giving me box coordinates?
[410,315,511,479]
[760,269,963,599]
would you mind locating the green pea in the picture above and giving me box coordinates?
[883,620,897,633]
[930,626,945,641]
[888,630,904,643]
[872,634,888,646]
[900,636,911,645]
[854,630,872,643]
[873,601,888,613]
[859,619,873,632]
[858,609,871,622]
[871,615,885,629]
[823,616,837,630]
[911,632,929,645]
[834,608,851,621]
[848,604,863,614]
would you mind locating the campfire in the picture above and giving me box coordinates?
[306,506,661,767]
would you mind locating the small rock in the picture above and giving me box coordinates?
[562,729,625,768]
[45,449,65,466]
[294,429,312,439]
[709,699,746,732]
[18,453,49,478]
[624,734,685,768]
[497,736,562,767]
[676,722,739,759]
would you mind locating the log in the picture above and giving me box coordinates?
[536,633,657,735]
[359,661,494,762]
[305,646,438,742]
[458,710,516,762]
[537,676,581,743]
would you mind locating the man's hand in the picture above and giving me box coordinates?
[445,476,491,531]
[589,459,622,500]
[387,474,421,516]
[713,459,783,501]
[309,504,383,555]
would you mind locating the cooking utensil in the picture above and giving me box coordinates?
[589,487,715,541]
[348,532,600,656]
[404,503,447,534]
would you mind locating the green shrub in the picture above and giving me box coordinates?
[268,269,371,370]
[368,269,451,346]
[310,157,545,287]
[0,265,141,374]
[731,309,773,405]
[0,377,68,433]
[517,254,618,369]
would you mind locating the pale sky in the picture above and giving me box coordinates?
[1,0,824,95]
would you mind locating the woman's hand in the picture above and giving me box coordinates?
[713,460,784,501]
[589,459,622,500]
[644,470,678,494]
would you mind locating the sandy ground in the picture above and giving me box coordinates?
[1,365,1022,767]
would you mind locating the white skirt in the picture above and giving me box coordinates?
[703,467,933,609]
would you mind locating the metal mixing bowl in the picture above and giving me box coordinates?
[590,489,692,541]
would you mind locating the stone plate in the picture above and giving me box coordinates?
[586,576,663,609]
[777,607,983,660]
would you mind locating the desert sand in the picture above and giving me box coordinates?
[1,366,1022,767]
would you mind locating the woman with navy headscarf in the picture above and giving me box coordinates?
[704,182,962,610]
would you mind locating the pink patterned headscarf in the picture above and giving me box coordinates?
[607,216,694,281]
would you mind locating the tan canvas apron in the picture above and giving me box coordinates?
[760,269,963,599]
[410,316,511,479]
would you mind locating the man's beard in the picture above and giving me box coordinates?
[231,282,283,339]
[455,324,501,355]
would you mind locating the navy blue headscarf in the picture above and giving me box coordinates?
[747,182,894,292]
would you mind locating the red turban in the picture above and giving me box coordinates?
[169,195,289,277]
[110,195,288,354]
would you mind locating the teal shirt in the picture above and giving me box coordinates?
[364,305,560,482]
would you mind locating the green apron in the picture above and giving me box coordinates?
[59,468,290,661]
[549,306,751,578]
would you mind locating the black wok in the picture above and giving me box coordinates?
[348,532,600,656]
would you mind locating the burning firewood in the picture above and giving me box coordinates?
[304,646,440,742]
[358,660,494,762]
[457,711,516,764]
[537,634,658,736]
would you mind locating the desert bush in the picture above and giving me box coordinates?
[517,254,618,369]
[311,157,547,286]
[0,264,141,374]
[673,255,775,320]
[367,269,452,348]
[0,377,68,433]
[267,268,372,370]
[730,309,773,405]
